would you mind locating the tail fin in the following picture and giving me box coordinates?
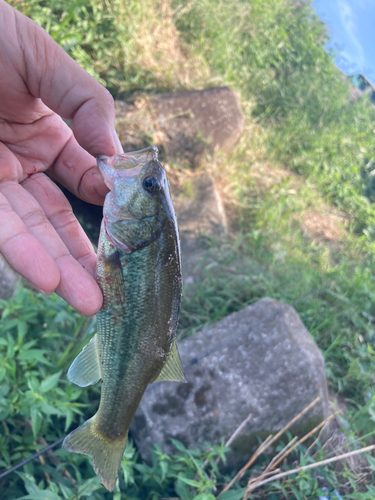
[63,416,127,492]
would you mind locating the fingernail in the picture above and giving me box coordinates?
[90,169,110,198]
[36,288,53,296]
[111,130,124,154]
[94,180,110,198]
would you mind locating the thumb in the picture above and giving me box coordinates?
[6,0,121,156]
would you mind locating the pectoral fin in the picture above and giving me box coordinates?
[154,339,186,383]
[68,334,101,387]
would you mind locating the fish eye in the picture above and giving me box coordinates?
[142,176,160,194]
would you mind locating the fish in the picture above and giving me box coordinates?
[62,146,185,491]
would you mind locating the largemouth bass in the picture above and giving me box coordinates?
[63,146,185,491]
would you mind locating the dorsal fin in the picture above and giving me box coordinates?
[68,334,101,387]
[154,339,186,383]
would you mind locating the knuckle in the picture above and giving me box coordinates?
[0,201,13,216]
[50,207,77,231]
[101,88,115,109]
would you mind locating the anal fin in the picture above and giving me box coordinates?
[68,334,101,387]
[154,339,186,383]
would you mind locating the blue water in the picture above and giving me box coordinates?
[313,0,375,85]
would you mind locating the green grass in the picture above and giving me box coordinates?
[1,0,375,498]
[174,0,375,238]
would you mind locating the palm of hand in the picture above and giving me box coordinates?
[0,101,107,315]
[0,0,121,315]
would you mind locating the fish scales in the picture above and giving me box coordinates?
[96,236,180,437]
[63,147,185,491]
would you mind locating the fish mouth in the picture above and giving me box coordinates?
[97,146,158,170]
[97,147,159,189]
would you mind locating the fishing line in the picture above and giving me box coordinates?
[0,284,327,481]
[0,438,64,481]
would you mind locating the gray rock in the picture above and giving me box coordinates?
[174,172,227,240]
[150,87,244,167]
[130,298,330,469]
[170,171,227,285]
[0,255,20,300]
[115,87,244,167]
[114,100,155,154]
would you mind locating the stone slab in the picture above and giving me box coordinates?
[170,170,227,285]
[149,86,244,167]
[130,298,330,470]
[115,86,244,167]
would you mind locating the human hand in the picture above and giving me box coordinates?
[0,0,123,315]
